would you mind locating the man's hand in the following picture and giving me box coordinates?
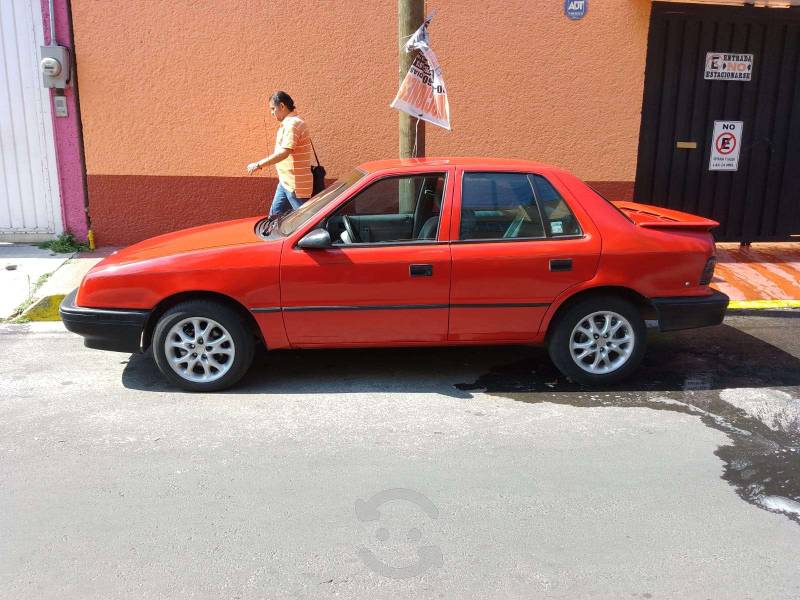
[247,162,260,175]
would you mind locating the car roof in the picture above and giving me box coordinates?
[358,157,563,174]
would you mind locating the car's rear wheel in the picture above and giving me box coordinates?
[548,295,646,385]
[152,300,254,392]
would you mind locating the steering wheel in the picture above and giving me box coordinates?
[342,215,360,243]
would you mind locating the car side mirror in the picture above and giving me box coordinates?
[297,228,332,249]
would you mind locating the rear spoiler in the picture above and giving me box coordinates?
[611,201,719,231]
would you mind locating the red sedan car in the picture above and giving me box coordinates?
[61,158,728,391]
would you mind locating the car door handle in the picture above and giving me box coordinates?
[409,264,433,277]
[549,258,573,272]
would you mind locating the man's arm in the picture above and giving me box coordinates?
[247,148,292,174]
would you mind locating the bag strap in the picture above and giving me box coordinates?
[309,138,321,167]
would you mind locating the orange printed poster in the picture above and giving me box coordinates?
[391,14,451,130]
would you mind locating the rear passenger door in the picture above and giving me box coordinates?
[448,169,601,342]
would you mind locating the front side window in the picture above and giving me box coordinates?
[459,172,545,240]
[326,173,445,244]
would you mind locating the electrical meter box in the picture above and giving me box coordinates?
[40,45,71,88]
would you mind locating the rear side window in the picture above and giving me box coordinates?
[531,175,582,237]
[459,173,546,240]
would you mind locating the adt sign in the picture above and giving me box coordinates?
[565,0,587,20]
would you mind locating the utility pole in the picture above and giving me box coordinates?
[398,0,425,158]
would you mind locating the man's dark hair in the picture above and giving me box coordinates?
[270,91,295,111]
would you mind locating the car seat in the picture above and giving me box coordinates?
[417,216,439,240]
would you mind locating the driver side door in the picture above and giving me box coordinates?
[280,170,453,347]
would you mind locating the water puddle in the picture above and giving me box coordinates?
[454,327,800,526]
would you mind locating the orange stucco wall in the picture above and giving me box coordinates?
[71,0,653,244]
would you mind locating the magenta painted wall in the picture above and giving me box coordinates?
[40,0,88,241]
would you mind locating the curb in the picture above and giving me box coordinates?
[17,252,108,322]
[728,300,800,310]
[21,294,66,321]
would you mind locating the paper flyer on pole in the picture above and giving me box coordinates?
[391,13,451,130]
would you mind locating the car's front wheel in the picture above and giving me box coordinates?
[152,300,255,392]
[548,295,646,385]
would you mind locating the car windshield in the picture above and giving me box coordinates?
[274,169,366,236]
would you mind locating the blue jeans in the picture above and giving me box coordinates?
[269,183,304,217]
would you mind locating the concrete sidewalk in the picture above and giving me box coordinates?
[0,242,798,322]
[714,243,800,309]
[0,244,75,320]
[0,245,113,322]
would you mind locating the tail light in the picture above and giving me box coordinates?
[699,256,716,286]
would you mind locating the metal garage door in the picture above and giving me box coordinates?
[635,2,800,242]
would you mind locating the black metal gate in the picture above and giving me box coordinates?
[635,2,800,242]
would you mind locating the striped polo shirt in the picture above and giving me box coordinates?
[275,112,313,199]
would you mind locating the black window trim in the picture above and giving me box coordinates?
[322,171,450,248]
[530,173,584,239]
[307,240,449,250]
[450,235,585,246]
[454,170,585,243]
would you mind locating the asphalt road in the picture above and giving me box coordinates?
[1,313,800,599]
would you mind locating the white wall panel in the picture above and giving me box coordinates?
[0,0,61,239]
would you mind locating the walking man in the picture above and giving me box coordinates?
[247,91,313,216]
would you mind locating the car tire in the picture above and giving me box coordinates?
[152,300,255,392]
[548,295,646,385]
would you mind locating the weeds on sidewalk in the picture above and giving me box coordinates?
[2,272,52,323]
[37,233,89,254]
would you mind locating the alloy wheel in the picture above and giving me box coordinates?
[568,310,635,375]
[164,317,236,383]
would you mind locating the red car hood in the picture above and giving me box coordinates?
[99,217,263,265]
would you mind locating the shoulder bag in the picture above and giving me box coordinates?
[310,139,326,196]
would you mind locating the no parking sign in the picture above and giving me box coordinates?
[709,121,743,171]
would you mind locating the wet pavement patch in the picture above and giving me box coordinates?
[120,316,800,525]
[455,325,800,526]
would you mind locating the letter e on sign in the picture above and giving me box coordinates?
[709,121,743,171]
[704,52,753,81]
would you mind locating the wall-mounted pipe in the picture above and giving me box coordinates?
[48,0,56,44]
